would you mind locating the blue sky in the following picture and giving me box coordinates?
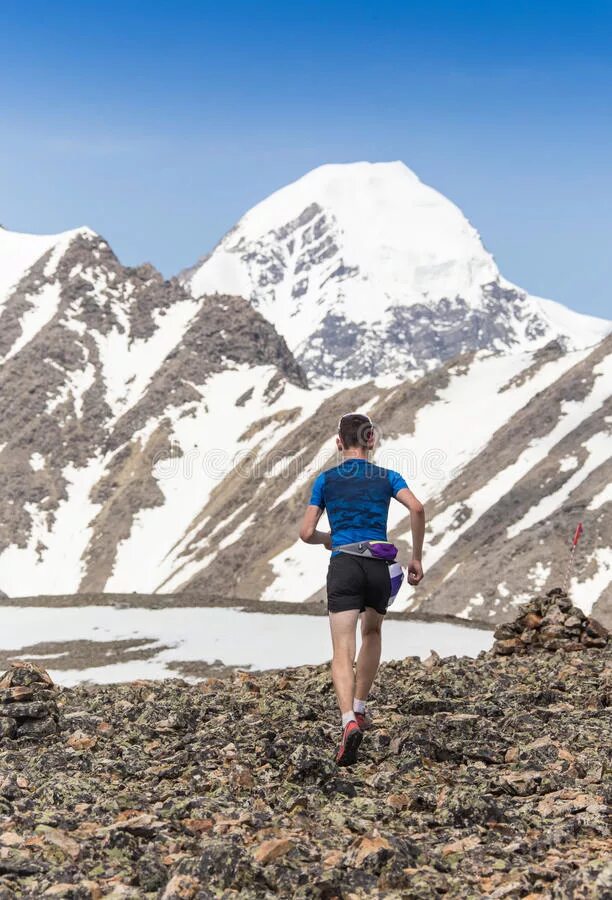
[1,1,611,317]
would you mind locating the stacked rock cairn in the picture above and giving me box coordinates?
[0,661,60,740]
[493,587,609,655]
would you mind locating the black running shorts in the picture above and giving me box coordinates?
[327,553,391,615]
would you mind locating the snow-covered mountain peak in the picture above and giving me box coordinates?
[187,160,499,335]
[245,160,496,299]
[183,160,609,383]
[236,160,428,235]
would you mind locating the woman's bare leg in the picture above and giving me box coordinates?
[328,610,360,716]
[355,608,384,702]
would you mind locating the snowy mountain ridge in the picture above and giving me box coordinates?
[0,162,610,624]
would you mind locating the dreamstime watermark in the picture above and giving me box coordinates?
[151,442,450,484]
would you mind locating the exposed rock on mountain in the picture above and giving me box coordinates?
[183,162,610,384]
[0,599,609,897]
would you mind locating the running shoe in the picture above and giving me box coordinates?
[355,710,373,731]
[336,720,363,766]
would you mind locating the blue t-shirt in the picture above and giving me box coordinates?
[309,459,408,554]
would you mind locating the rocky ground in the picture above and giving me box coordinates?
[0,591,609,899]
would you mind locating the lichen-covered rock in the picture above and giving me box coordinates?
[16,716,58,738]
[0,661,54,689]
[0,599,609,897]
[0,701,57,719]
[0,718,16,739]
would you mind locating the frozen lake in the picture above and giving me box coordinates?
[0,605,494,685]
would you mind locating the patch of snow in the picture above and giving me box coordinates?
[29,453,45,472]
[570,548,612,615]
[456,592,485,619]
[388,346,591,513]
[508,591,533,608]
[0,455,107,595]
[4,283,62,359]
[527,561,552,590]
[588,483,612,510]
[262,530,330,604]
[443,562,461,582]
[46,362,96,418]
[270,439,334,509]
[217,513,256,551]
[559,455,579,472]
[157,552,218,595]
[208,505,247,540]
[0,604,493,685]
[527,295,611,351]
[92,295,200,417]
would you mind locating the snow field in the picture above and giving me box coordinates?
[0,604,493,686]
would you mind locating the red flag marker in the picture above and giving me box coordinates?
[562,522,584,594]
